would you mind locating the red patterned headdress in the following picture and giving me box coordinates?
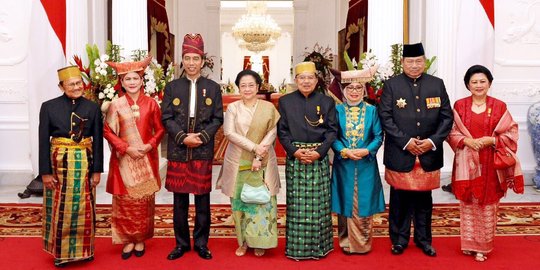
[106,56,152,76]
[182,33,204,56]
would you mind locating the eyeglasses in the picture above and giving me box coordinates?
[344,86,364,92]
[239,83,257,89]
[65,81,84,88]
[297,75,317,81]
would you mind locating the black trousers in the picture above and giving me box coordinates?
[388,187,433,248]
[172,192,210,249]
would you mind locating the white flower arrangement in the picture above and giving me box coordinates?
[142,57,175,103]
[73,42,175,108]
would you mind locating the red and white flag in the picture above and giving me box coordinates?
[455,0,494,98]
[27,0,67,175]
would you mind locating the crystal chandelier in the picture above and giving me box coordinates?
[232,1,281,53]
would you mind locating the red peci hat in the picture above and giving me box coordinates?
[182,33,204,56]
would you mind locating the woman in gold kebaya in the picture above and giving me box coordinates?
[217,70,280,257]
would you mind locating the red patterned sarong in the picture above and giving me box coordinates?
[165,160,212,194]
[460,200,498,253]
[111,194,155,244]
[385,158,440,191]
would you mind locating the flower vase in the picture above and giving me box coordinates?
[527,102,540,191]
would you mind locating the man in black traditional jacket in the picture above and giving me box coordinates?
[378,43,453,257]
[39,66,103,267]
[277,61,338,260]
[162,33,223,261]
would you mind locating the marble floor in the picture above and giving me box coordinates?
[1,166,539,205]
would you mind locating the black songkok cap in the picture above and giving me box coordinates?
[402,43,425,57]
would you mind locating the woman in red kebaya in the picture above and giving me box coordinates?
[103,56,165,260]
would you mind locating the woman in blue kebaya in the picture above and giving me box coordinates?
[331,67,385,255]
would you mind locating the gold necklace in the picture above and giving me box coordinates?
[305,105,324,127]
[473,101,486,107]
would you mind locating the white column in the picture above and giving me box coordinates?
[424,0,459,101]
[88,0,108,51]
[408,0,425,43]
[66,0,89,64]
[367,0,403,63]
[112,0,148,59]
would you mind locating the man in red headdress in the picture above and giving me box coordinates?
[162,33,223,260]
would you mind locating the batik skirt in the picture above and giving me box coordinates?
[231,167,278,249]
[337,179,373,254]
[460,199,499,254]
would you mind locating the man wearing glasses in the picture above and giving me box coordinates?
[277,61,338,260]
[39,66,103,267]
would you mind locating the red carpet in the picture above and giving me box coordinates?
[0,236,538,270]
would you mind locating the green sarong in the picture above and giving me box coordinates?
[285,144,333,260]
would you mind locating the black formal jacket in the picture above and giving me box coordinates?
[162,76,223,162]
[378,73,453,172]
[38,94,103,175]
[277,90,338,159]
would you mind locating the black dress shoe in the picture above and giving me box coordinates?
[441,184,453,193]
[134,243,145,257]
[84,256,94,262]
[391,245,405,255]
[194,246,213,260]
[167,247,190,260]
[121,250,133,260]
[421,245,437,257]
[53,259,66,268]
